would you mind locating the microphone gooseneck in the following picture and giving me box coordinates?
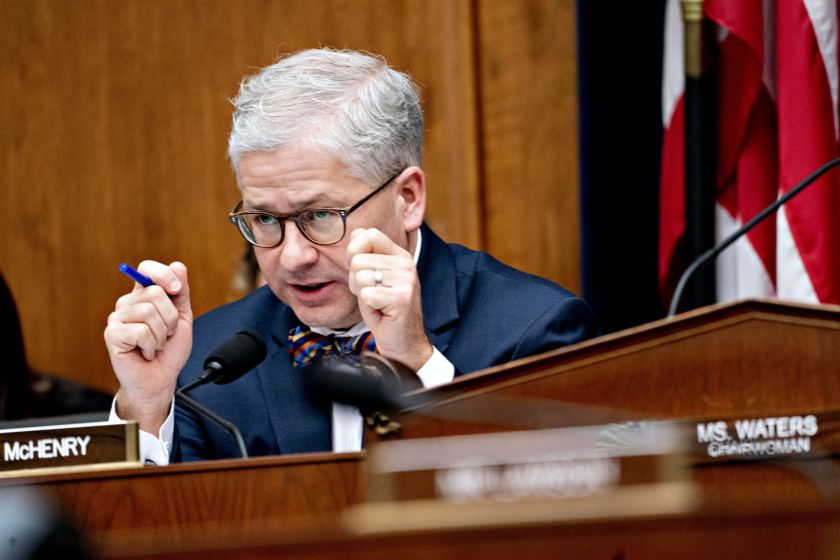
[668,157,840,317]
[175,330,267,458]
[175,392,251,458]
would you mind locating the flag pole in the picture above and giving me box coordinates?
[680,0,717,311]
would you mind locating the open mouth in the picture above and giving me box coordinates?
[293,282,330,293]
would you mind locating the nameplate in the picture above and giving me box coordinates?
[365,409,840,504]
[691,412,831,462]
[0,421,140,477]
[366,422,688,503]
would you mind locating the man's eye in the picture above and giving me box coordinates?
[309,210,333,221]
[255,214,279,226]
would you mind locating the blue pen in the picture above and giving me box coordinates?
[119,263,154,287]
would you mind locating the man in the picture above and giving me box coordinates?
[104,48,598,464]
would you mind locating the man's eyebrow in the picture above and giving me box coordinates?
[243,197,329,214]
[242,202,281,213]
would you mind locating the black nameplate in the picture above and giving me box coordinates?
[691,412,831,462]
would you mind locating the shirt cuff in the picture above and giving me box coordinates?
[415,347,455,388]
[109,396,174,466]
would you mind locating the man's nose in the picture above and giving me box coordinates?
[278,221,319,270]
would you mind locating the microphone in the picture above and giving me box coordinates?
[175,330,267,458]
[306,353,424,437]
[197,329,267,387]
[308,359,405,412]
[668,157,840,317]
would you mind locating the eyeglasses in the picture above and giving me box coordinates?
[229,173,399,247]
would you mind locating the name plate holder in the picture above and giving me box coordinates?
[366,422,691,502]
[0,421,140,477]
[345,422,698,533]
[346,408,840,533]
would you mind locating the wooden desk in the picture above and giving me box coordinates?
[383,299,840,439]
[0,452,363,536]
[91,472,840,560]
[4,299,840,558]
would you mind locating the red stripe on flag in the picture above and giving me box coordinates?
[706,1,778,284]
[730,88,779,280]
[659,95,686,301]
[776,0,840,303]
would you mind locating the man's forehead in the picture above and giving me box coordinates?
[238,168,368,212]
[236,148,351,183]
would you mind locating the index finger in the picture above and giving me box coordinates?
[134,260,183,295]
[346,228,409,259]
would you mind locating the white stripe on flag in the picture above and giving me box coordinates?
[715,204,774,302]
[777,206,819,303]
[662,0,684,126]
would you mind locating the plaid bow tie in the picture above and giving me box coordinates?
[288,326,376,368]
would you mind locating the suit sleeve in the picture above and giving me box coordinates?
[510,296,600,360]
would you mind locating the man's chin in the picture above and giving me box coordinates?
[290,304,361,330]
[273,283,360,328]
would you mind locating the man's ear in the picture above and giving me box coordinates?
[397,166,426,232]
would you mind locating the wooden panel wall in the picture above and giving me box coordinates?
[0,0,578,392]
[478,0,581,292]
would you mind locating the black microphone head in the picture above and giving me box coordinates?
[202,330,267,384]
[306,356,406,412]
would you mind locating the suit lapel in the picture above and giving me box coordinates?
[417,224,460,353]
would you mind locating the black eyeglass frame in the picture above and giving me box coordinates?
[228,172,401,248]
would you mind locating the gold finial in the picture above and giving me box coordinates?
[681,0,705,77]
[680,0,703,23]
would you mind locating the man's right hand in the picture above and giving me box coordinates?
[104,260,193,434]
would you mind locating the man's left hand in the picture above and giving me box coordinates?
[347,228,432,372]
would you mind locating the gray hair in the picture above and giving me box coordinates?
[228,48,424,185]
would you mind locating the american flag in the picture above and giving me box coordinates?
[659,0,840,306]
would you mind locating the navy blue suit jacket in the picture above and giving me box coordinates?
[172,225,598,461]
